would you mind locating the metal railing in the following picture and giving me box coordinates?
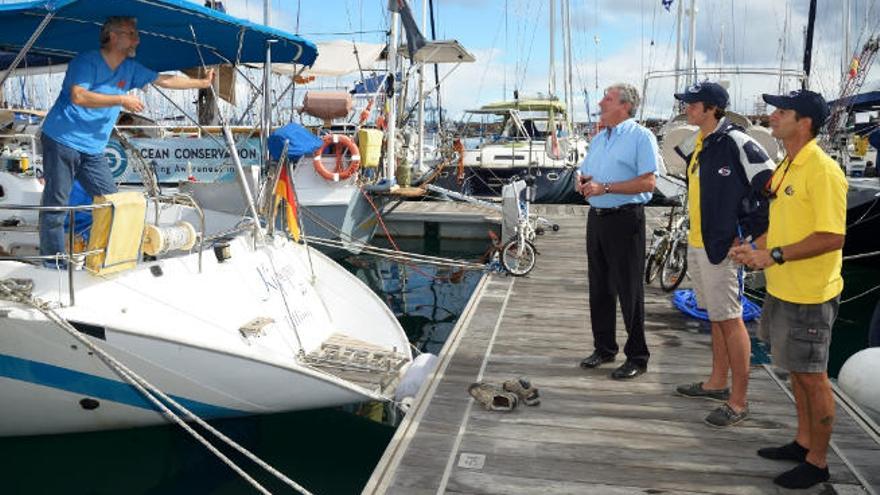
[147,193,206,274]
[0,202,111,306]
[1,194,209,306]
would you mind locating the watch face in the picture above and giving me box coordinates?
[771,248,783,263]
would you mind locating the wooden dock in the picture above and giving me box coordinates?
[383,200,501,240]
[364,204,880,495]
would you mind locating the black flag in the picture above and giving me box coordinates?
[388,0,427,60]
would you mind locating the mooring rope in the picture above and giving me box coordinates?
[303,236,486,271]
[0,278,313,495]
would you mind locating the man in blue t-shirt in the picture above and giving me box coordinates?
[39,16,214,263]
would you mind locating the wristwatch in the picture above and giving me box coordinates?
[770,247,786,265]
[603,182,611,194]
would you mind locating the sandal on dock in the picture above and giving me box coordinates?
[467,382,518,411]
[502,377,540,406]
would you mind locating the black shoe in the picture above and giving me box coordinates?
[610,361,646,380]
[773,462,829,489]
[579,352,615,369]
[757,441,808,463]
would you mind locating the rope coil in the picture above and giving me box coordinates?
[142,221,198,256]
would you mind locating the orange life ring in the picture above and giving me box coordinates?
[313,134,361,181]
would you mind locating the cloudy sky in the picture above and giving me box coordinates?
[3,0,879,122]
[216,0,880,121]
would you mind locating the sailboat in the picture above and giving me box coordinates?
[425,0,586,203]
[0,0,412,437]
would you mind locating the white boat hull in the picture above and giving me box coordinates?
[0,221,410,437]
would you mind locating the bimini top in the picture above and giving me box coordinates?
[0,0,318,72]
[469,98,567,115]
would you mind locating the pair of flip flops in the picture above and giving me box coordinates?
[467,377,541,411]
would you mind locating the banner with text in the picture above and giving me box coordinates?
[104,137,262,183]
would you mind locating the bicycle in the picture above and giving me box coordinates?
[490,176,557,276]
[645,198,689,292]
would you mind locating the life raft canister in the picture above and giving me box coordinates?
[313,134,361,182]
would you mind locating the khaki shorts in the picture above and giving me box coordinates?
[687,246,742,321]
[759,294,839,373]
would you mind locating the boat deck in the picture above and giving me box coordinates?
[364,204,880,495]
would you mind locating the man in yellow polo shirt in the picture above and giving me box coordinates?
[730,89,847,490]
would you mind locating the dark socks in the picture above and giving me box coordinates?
[757,441,808,462]
[773,462,830,489]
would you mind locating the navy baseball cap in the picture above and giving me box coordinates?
[762,89,830,126]
[674,81,729,109]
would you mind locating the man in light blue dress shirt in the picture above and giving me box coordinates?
[576,83,660,380]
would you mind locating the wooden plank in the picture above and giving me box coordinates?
[364,204,880,495]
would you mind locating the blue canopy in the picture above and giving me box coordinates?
[0,0,317,73]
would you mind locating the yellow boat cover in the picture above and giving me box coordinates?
[86,192,147,275]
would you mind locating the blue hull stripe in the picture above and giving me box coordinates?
[0,353,245,418]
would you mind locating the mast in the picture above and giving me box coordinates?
[802,0,817,88]
[842,0,851,79]
[562,0,575,128]
[428,0,442,127]
[778,3,789,94]
[262,40,275,171]
[686,0,697,87]
[385,10,400,185]
[417,0,427,170]
[674,0,683,95]
[261,0,271,167]
[549,0,556,98]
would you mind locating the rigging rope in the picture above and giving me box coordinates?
[0,279,313,495]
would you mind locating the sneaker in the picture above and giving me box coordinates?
[675,382,730,402]
[773,462,830,489]
[704,403,749,428]
[757,441,808,463]
[467,382,518,412]
[502,377,540,406]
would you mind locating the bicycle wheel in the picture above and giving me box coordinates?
[644,238,668,285]
[660,240,688,292]
[501,239,537,276]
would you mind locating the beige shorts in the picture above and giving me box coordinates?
[687,245,742,321]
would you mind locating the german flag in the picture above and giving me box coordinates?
[274,165,301,241]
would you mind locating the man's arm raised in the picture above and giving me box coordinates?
[154,68,215,90]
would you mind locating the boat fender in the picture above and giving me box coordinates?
[838,348,880,423]
[394,353,439,403]
[313,134,361,182]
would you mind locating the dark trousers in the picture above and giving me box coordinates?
[39,134,116,258]
[586,205,649,367]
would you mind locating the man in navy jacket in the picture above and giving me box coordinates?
[672,82,775,427]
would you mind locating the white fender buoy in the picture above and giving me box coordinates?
[394,353,438,405]
[838,347,880,424]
